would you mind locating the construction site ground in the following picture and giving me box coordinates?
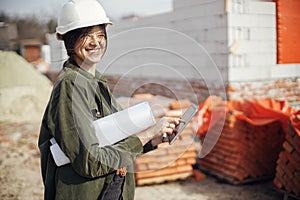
[0,121,286,200]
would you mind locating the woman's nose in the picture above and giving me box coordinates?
[89,34,98,45]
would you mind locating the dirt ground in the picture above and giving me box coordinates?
[0,121,285,200]
[135,178,283,200]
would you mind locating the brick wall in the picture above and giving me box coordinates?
[107,76,226,104]
[108,76,300,108]
[227,78,300,107]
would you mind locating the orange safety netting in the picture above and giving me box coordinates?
[193,96,296,136]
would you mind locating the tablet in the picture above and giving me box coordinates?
[168,103,198,145]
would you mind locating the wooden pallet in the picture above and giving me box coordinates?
[199,165,272,185]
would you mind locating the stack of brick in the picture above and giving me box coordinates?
[199,112,285,184]
[133,98,197,186]
[194,97,290,184]
[274,111,300,197]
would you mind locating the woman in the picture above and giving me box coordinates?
[38,0,180,199]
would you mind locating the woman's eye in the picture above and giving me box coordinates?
[97,34,105,39]
[84,35,92,39]
[84,34,105,40]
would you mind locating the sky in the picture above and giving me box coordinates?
[0,0,173,21]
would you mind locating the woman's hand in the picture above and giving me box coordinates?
[135,117,180,146]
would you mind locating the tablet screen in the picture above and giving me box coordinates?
[169,103,198,145]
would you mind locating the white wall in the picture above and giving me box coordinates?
[100,0,228,88]
[227,0,300,81]
[227,0,276,81]
[48,0,300,83]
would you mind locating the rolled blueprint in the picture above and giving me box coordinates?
[93,101,156,147]
[50,102,155,166]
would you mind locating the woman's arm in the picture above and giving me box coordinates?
[52,79,143,178]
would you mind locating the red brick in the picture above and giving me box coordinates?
[273,177,283,189]
[283,141,294,153]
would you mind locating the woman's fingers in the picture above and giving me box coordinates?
[168,123,176,129]
[163,117,180,129]
[165,117,181,125]
[163,127,174,134]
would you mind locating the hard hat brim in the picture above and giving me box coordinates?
[56,20,112,40]
[56,19,112,35]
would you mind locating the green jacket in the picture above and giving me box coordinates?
[38,60,155,200]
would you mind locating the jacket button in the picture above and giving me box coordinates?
[96,112,101,118]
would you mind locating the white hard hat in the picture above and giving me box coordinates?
[56,0,112,36]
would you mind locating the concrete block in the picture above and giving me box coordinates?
[133,12,175,27]
[228,53,275,69]
[248,1,276,15]
[185,27,228,42]
[271,64,300,79]
[229,65,271,81]
[173,0,226,20]
[123,5,225,28]
[249,27,276,40]
[229,52,276,68]
[227,0,275,15]
[101,48,222,80]
[200,41,228,54]
[174,0,220,10]
[210,53,229,68]
[228,27,276,53]
[111,14,227,38]
[113,0,226,29]
[227,0,248,14]
[229,54,246,68]
[228,27,250,42]
[231,40,276,54]
[228,13,276,28]
[245,53,276,66]
[174,14,227,30]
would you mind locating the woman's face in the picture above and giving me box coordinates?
[73,25,107,66]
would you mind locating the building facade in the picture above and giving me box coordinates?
[49,0,300,107]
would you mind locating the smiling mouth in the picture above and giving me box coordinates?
[87,48,101,54]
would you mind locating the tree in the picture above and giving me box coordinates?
[47,18,57,34]
[0,12,10,22]
[15,15,46,41]
[0,12,58,44]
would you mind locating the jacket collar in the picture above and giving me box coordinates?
[64,59,108,83]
